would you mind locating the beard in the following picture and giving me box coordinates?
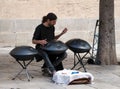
[48,23,54,27]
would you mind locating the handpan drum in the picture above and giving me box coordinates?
[10,46,38,61]
[66,39,91,53]
[42,41,68,55]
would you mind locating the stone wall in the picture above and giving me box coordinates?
[0,0,100,47]
[0,19,98,47]
[0,0,99,19]
[0,0,120,59]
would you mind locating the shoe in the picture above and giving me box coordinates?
[87,58,95,64]
[42,68,53,77]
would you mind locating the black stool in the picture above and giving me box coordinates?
[10,46,38,81]
[66,39,91,72]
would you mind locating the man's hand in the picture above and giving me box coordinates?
[54,28,68,40]
[61,28,68,35]
[39,39,48,46]
[32,39,48,46]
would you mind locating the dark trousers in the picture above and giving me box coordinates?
[35,49,67,73]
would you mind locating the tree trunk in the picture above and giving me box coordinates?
[96,0,117,65]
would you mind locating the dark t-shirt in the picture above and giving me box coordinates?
[32,24,55,49]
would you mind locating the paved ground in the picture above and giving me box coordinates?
[0,47,120,89]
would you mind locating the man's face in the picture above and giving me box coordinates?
[47,19,57,26]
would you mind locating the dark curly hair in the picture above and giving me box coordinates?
[42,13,57,23]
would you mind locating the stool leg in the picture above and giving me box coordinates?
[12,59,34,81]
[12,69,24,80]
[71,53,87,72]
[71,54,75,69]
[27,71,34,78]
[78,53,87,72]
[74,53,76,66]
[25,68,31,81]
[71,53,79,69]
[79,60,87,72]
[23,61,32,81]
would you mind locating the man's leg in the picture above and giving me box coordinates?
[53,52,67,67]
[38,50,56,74]
[55,62,64,71]
[35,53,43,62]
[50,52,67,71]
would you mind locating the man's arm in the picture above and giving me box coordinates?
[32,25,48,46]
[32,39,47,46]
[54,28,68,40]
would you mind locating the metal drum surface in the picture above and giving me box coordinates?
[66,39,91,53]
[42,41,68,55]
[10,46,38,61]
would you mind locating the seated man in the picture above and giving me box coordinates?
[32,13,68,75]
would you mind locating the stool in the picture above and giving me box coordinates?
[66,39,91,72]
[10,46,38,81]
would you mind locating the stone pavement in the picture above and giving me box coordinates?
[0,47,120,89]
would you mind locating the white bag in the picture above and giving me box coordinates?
[52,69,94,85]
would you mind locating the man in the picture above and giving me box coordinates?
[32,13,68,75]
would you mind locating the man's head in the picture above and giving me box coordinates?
[42,13,57,26]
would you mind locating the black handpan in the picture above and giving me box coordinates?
[66,39,91,53]
[10,46,38,61]
[42,41,68,55]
